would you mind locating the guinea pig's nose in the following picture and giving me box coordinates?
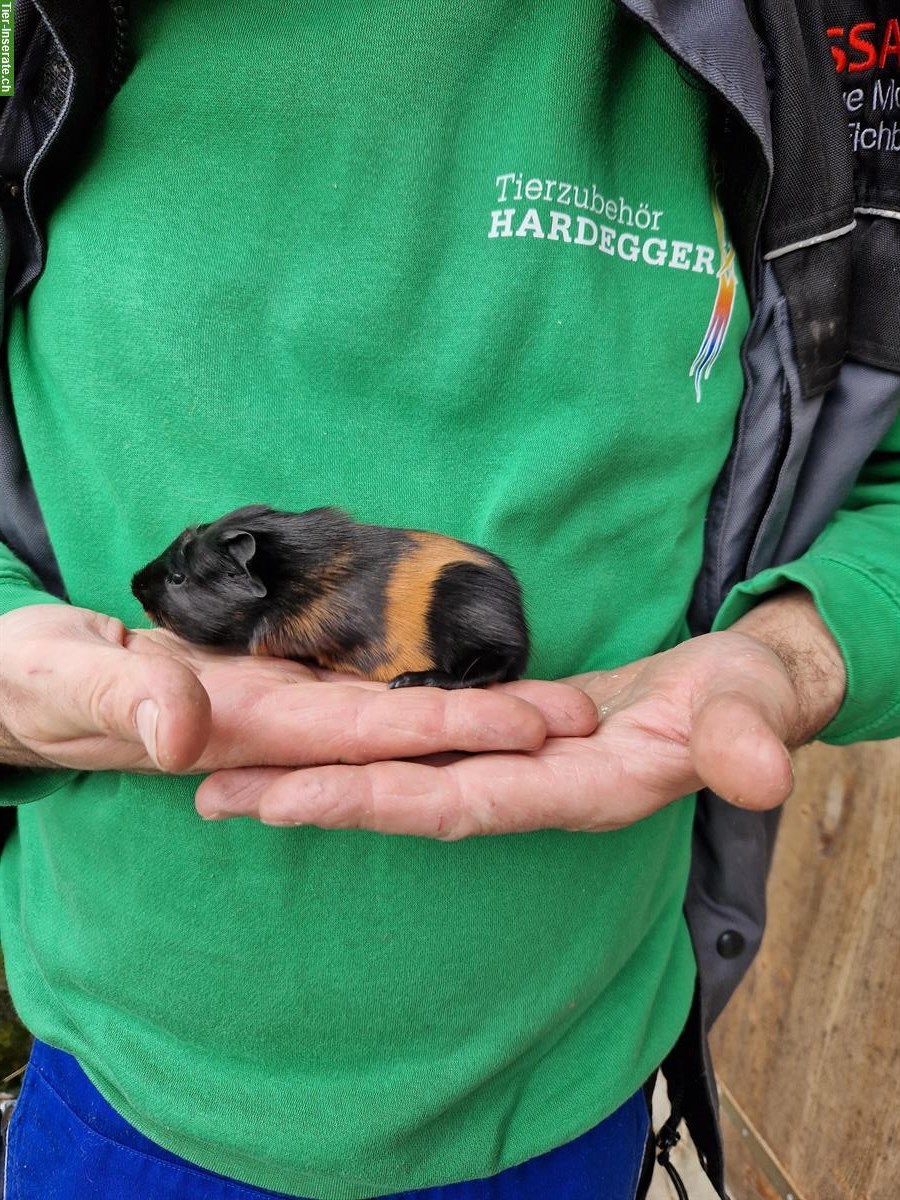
[130,570,149,602]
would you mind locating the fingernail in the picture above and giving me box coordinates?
[136,700,161,768]
[196,789,225,819]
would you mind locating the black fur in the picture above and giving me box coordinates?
[391,561,529,689]
[131,506,529,688]
[131,506,362,648]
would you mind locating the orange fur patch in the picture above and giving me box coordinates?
[251,533,489,681]
[369,533,488,681]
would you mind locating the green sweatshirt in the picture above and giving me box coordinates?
[0,2,898,1197]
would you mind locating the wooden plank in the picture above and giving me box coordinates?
[719,1078,807,1200]
[711,740,900,1200]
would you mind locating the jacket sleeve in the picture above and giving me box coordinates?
[713,394,900,746]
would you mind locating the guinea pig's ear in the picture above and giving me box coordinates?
[222,529,256,567]
[221,530,267,598]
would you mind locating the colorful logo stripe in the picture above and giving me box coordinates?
[689,189,737,403]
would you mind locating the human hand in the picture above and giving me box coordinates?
[196,588,846,836]
[0,605,598,774]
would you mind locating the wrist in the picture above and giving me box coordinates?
[0,727,55,767]
[0,688,54,767]
[730,586,847,746]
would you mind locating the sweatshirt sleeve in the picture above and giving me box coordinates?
[713,410,900,746]
[0,541,74,804]
[0,540,68,616]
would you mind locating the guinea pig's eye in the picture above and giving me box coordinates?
[168,572,186,586]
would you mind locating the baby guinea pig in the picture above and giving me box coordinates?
[131,505,529,689]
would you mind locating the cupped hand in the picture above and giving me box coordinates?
[0,605,598,774]
[196,614,842,837]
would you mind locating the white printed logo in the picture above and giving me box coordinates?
[486,170,739,400]
[487,171,717,275]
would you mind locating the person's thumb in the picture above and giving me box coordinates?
[71,638,211,771]
[9,607,212,772]
[690,688,794,810]
[121,658,212,771]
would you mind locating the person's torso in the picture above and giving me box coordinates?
[1,2,748,1194]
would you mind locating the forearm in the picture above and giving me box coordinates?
[729,586,847,747]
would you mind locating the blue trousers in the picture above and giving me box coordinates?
[2,1041,650,1199]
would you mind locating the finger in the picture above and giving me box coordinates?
[196,741,635,836]
[204,683,551,768]
[491,680,599,737]
[308,674,598,737]
[691,690,794,810]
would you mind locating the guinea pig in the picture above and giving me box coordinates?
[131,505,529,689]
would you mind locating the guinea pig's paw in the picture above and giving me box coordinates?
[388,670,460,690]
